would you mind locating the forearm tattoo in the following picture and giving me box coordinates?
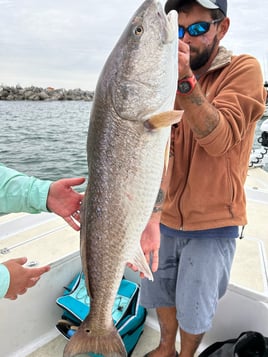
[189,94,220,137]
[153,188,165,213]
[190,94,204,106]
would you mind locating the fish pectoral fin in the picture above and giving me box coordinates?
[130,245,154,281]
[144,110,184,130]
[63,323,126,357]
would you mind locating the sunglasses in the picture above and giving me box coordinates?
[178,19,222,39]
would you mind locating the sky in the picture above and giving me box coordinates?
[0,0,268,91]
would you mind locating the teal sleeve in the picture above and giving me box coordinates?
[0,163,52,214]
[0,264,10,298]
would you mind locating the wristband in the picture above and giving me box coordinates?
[177,75,197,96]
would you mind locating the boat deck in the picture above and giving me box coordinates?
[27,326,184,357]
[238,168,268,295]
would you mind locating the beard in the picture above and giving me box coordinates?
[190,36,218,70]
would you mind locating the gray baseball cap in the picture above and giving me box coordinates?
[165,0,227,16]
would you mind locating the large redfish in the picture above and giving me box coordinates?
[63,0,180,356]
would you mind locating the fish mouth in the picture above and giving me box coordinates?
[157,1,178,44]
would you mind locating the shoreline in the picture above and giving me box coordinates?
[0,85,94,101]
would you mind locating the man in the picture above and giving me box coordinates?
[137,1,266,356]
[0,163,85,300]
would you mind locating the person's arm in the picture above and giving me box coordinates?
[0,164,85,300]
[0,163,51,213]
[141,153,173,273]
[0,163,85,230]
[175,41,220,139]
[177,42,266,155]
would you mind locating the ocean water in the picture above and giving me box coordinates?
[0,101,91,192]
[0,100,267,194]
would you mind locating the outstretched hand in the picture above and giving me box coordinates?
[46,177,85,231]
[3,257,50,300]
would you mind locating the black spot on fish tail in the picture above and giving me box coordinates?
[63,322,127,357]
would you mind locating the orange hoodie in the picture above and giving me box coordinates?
[161,47,266,231]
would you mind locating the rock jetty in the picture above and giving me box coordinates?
[0,85,94,101]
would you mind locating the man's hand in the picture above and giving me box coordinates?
[178,40,193,80]
[3,257,50,300]
[46,177,85,231]
[128,220,161,278]
[141,220,161,273]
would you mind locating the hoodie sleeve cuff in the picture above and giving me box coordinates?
[0,264,10,299]
[27,179,52,212]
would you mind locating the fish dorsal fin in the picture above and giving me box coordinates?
[144,110,183,130]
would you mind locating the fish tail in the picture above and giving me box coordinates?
[63,322,127,357]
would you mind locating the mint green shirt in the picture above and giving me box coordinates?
[0,264,10,298]
[0,163,52,214]
[0,163,52,297]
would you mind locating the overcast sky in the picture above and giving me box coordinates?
[1,0,268,90]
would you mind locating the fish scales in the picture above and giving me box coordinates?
[63,0,179,356]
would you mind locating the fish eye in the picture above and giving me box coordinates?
[134,25,144,36]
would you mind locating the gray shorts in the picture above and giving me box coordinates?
[140,225,236,334]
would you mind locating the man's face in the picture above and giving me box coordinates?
[179,4,221,70]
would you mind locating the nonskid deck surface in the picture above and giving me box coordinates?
[0,211,80,267]
[237,168,268,296]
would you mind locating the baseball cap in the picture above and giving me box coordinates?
[165,0,227,17]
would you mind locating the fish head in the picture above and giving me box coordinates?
[100,0,178,122]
